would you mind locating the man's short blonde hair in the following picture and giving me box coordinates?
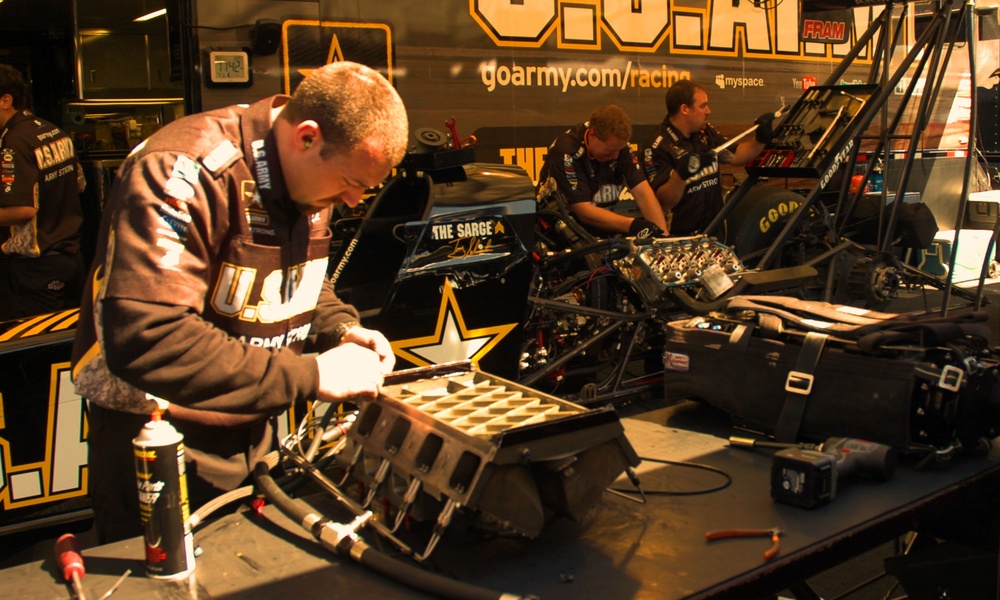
[588,104,632,142]
[282,61,409,165]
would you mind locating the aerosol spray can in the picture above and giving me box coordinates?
[133,405,195,579]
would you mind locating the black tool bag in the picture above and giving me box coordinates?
[661,295,1000,454]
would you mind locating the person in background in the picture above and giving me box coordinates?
[0,63,85,320]
[643,79,774,237]
[71,61,409,543]
[537,104,668,239]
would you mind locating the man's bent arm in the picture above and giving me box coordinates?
[570,202,635,234]
[631,180,668,232]
[0,205,36,227]
[653,172,687,212]
[102,298,321,415]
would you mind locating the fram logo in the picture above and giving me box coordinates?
[802,19,848,43]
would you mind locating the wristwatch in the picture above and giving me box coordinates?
[332,320,360,345]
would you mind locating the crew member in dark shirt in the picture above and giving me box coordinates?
[0,63,85,320]
[71,61,409,543]
[643,79,773,236]
[537,104,668,238]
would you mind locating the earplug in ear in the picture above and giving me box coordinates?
[304,140,312,149]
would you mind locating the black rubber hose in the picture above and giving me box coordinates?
[539,237,632,271]
[353,544,522,600]
[254,461,312,523]
[666,280,749,316]
[252,462,533,600]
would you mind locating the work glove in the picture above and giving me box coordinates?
[675,149,716,179]
[754,112,775,144]
[628,217,664,240]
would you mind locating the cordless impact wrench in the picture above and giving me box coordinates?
[769,437,897,508]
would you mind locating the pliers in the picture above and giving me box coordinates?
[705,528,782,561]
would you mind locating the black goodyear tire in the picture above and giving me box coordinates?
[723,186,807,267]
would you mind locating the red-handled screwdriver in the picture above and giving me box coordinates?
[55,533,88,600]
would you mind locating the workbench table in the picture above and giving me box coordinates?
[6,403,1000,599]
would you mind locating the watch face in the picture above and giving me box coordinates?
[209,51,250,83]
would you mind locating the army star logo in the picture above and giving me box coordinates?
[391,278,516,368]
